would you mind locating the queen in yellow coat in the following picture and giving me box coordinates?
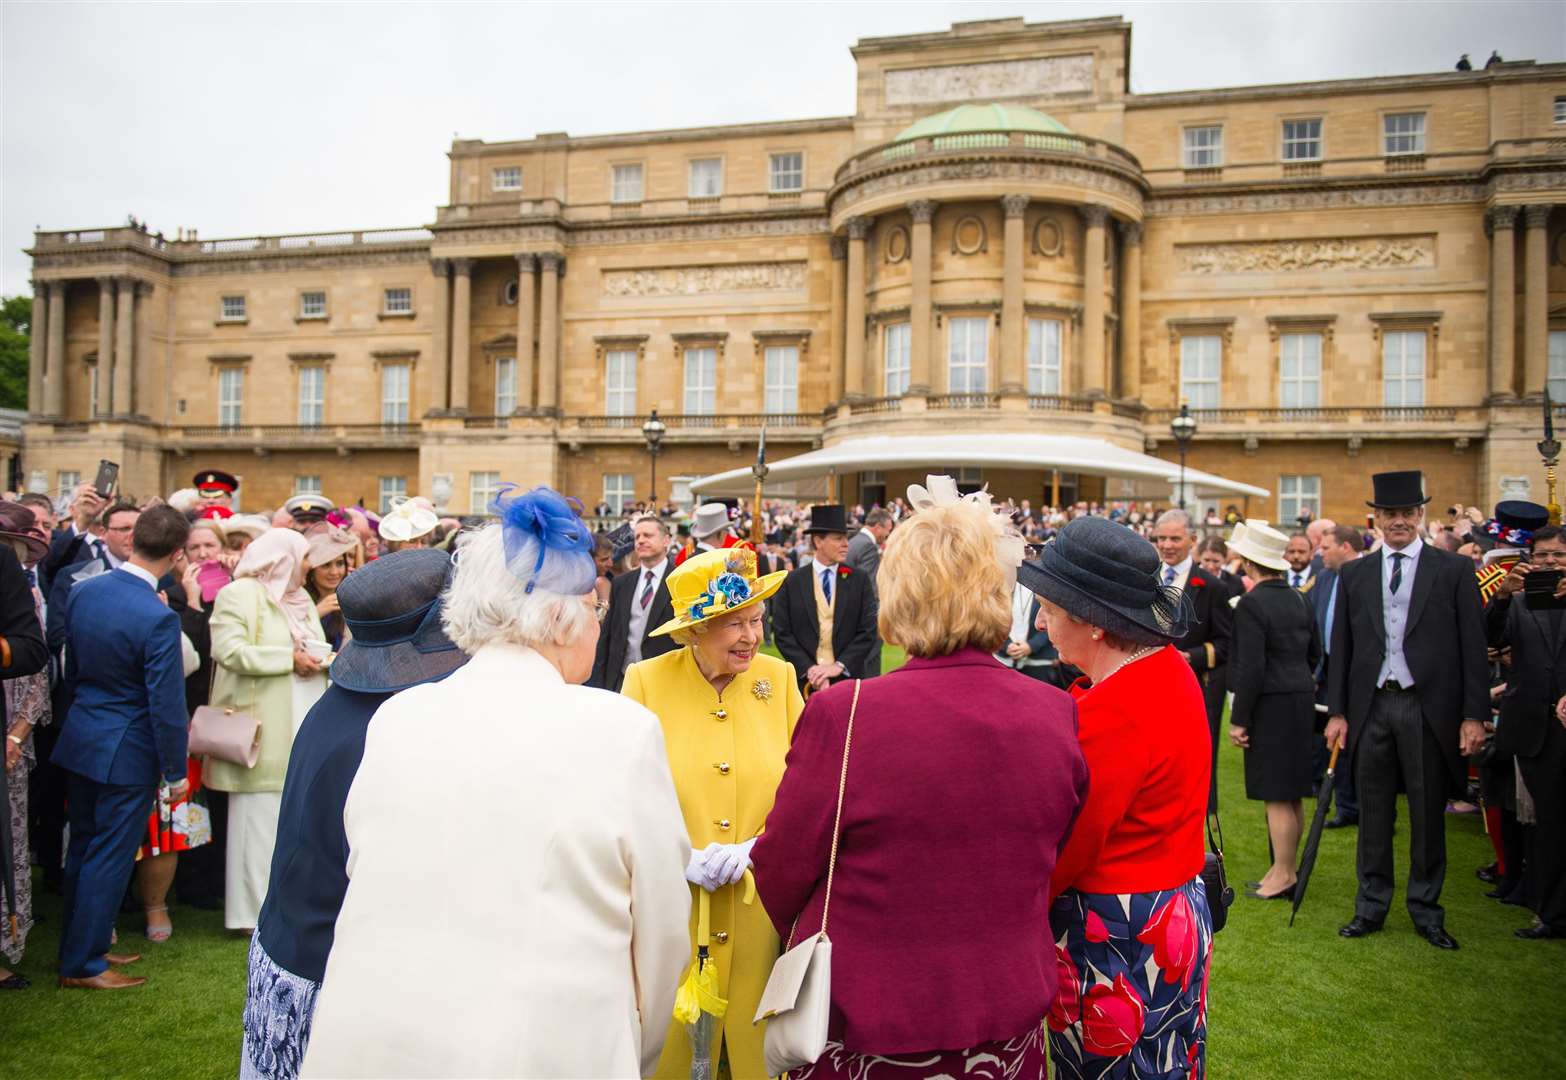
[623,547,804,1080]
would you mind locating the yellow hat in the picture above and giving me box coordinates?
[649,546,787,638]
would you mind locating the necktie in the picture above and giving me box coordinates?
[1163,565,1177,587]
[1292,572,1302,588]
[821,567,833,603]
[1389,552,1405,594]
[639,569,655,611]
[94,540,107,562]
[25,568,36,588]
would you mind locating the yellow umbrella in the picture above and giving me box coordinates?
[673,871,756,1080]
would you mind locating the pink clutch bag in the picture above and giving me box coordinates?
[188,705,261,768]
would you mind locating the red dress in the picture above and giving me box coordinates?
[137,756,212,859]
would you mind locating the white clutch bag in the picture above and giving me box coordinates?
[754,680,860,1077]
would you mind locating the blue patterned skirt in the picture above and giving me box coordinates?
[241,932,322,1080]
[1047,877,1213,1080]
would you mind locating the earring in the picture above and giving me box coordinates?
[1092,631,1103,641]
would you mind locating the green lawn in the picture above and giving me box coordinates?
[2,647,1562,1079]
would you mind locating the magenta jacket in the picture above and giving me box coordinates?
[751,647,1089,1055]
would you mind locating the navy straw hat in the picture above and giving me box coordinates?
[328,549,467,694]
[1017,515,1190,646]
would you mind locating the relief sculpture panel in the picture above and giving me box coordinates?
[600,261,806,297]
[1175,235,1435,275]
[884,55,1094,107]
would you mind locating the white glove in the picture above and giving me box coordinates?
[700,839,756,890]
[685,848,716,893]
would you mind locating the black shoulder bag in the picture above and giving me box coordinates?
[1203,811,1235,933]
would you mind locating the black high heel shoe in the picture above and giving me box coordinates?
[1244,883,1297,901]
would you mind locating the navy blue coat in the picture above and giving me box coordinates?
[51,568,188,786]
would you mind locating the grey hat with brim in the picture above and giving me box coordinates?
[1018,515,1190,647]
[328,549,468,694]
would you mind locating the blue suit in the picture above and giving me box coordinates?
[53,567,189,978]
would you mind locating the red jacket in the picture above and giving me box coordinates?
[752,647,1088,1055]
[1051,644,1210,899]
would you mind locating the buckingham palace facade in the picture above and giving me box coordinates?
[21,15,1566,520]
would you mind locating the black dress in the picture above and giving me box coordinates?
[1229,578,1322,801]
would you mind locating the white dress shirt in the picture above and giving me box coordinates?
[120,561,159,590]
[1376,538,1423,688]
[623,558,670,670]
[811,557,840,601]
[1159,556,1194,590]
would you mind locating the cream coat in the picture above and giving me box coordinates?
[205,577,326,793]
[302,643,693,1079]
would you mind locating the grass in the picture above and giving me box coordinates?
[1,646,1562,1079]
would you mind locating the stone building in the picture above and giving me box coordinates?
[21,15,1566,521]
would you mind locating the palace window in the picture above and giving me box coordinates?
[1383,112,1426,155]
[763,344,799,413]
[1182,126,1224,168]
[1548,330,1566,401]
[1281,118,1322,161]
[683,346,717,415]
[605,349,637,416]
[1279,332,1322,408]
[383,287,412,315]
[689,158,723,198]
[884,323,911,396]
[378,476,406,515]
[381,362,410,424]
[494,356,517,416]
[218,367,244,428]
[947,317,989,393]
[57,470,81,500]
[220,295,246,322]
[1026,318,1063,395]
[297,365,325,426]
[603,473,635,516]
[470,471,502,513]
[294,475,322,495]
[1381,330,1426,406]
[492,166,522,192]
[1279,475,1321,526]
[1180,335,1222,409]
[769,152,803,192]
[611,163,644,203]
[1556,97,1566,125]
[299,291,327,319]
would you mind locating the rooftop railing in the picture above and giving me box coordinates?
[836,129,1142,185]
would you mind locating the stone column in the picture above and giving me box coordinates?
[44,281,66,418]
[449,259,474,414]
[113,278,136,417]
[1079,206,1109,396]
[1523,204,1552,398]
[828,237,847,401]
[537,252,562,413]
[429,259,451,413]
[908,200,936,396]
[514,253,537,411]
[134,282,153,419]
[1000,195,1030,395]
[26,282,45,415]
[1119,221,1143,401]
[1489,205,1519,401]
[95,277,115,417]
[844,217,869,400]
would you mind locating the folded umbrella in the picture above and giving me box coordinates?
[1290,742,1342,928]
[673,871,756,1080]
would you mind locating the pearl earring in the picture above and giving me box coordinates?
[1092,631,1103,641]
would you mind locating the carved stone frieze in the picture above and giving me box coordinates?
[834,159,1143,215]
[1490,169,1566,194]
[429,223,564,247]
[1147,182,1485,217]
[602,262,806,298]
[572,216,828,247]
[883,55,1094,107]
[1176,235,1435,275]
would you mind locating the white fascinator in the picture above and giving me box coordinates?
[905,474,1027,588]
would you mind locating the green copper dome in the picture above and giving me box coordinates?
[895,103,1073,142]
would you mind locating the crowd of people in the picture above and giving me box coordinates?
[0,459,1560,1079]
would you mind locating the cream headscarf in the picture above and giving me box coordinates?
[234,528,317,647]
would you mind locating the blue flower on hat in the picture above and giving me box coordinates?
[489,484,596,594]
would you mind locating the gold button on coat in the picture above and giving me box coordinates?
[714,931,730,944]
[714,762,731,775]
[715,819,732,831]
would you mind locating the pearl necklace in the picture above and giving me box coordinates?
[1096,644,1160,685]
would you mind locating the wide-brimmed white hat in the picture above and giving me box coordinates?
[1228,519,1290,573]
[379,496,439,543]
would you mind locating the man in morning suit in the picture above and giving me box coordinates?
[1326,470,1488,950]
[590,514,678,693]
[771,504,877,694]
[53,506,192,989]
[844,507,894,678]
[1152,508,1232,809]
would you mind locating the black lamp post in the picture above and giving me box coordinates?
[1170,402,1198,511]
[641,408,666,505]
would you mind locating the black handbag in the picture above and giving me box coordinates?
[1202,812,1235,933]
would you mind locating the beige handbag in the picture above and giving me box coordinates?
[754,680,860,1077]
[188,582,263,769]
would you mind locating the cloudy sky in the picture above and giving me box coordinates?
[3,1,1562,294]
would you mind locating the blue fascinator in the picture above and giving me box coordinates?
[489,484,598,595]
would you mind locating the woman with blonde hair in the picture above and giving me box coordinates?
[752,477,1088,1078]
[621,546,803,1079]
[205,529,329,932]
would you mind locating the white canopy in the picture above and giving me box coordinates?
[689,432,1269,499]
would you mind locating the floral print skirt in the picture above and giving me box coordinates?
[789,1020,1050,1080]
[241,932,321,1080]
[1048,877,1213,1080]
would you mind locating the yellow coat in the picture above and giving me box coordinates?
[623,647,803,1080]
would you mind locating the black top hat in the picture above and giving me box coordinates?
[1018,516,1190,647]
[1494,500,1550,533]
[804,503,850,535]
[328,549,467,694]
[1367,470,1430,509]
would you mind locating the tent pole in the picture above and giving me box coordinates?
[1051,468,1060,508]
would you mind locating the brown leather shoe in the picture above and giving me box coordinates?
[103,952,141,966]
[58,970,147,990]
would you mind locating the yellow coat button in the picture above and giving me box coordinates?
[712,708,729,721]
[715,819,732,831]
[714,931,730,944]
[714,762,732,775]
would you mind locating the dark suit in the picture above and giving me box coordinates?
[1328,542,1488,929]
[996,594,1059,685]
[53,568,189,978]
[39,527,94,601]
[1486,591,1566,929]
[589,557,677,693]
[1308,565,1357,807]
[844,530,883,678]
[771,562,877,691]
[1168,565,1232,809]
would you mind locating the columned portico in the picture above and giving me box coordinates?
[96,277,115,415]
[1079,205,1108,397]
[843,217,869,400]
[907,200,936,396]
[1000,194,1030,395]
[1523,204,1551,398]
[1119,221,1142,401]
[515,253,537,411]
[44,281,66,418]
[1489,205,1519,400]
[26,281,45,415]
[537,252,562,413]
[429,258,451,413]
[449,258,474,413]
[113,277,136,416]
